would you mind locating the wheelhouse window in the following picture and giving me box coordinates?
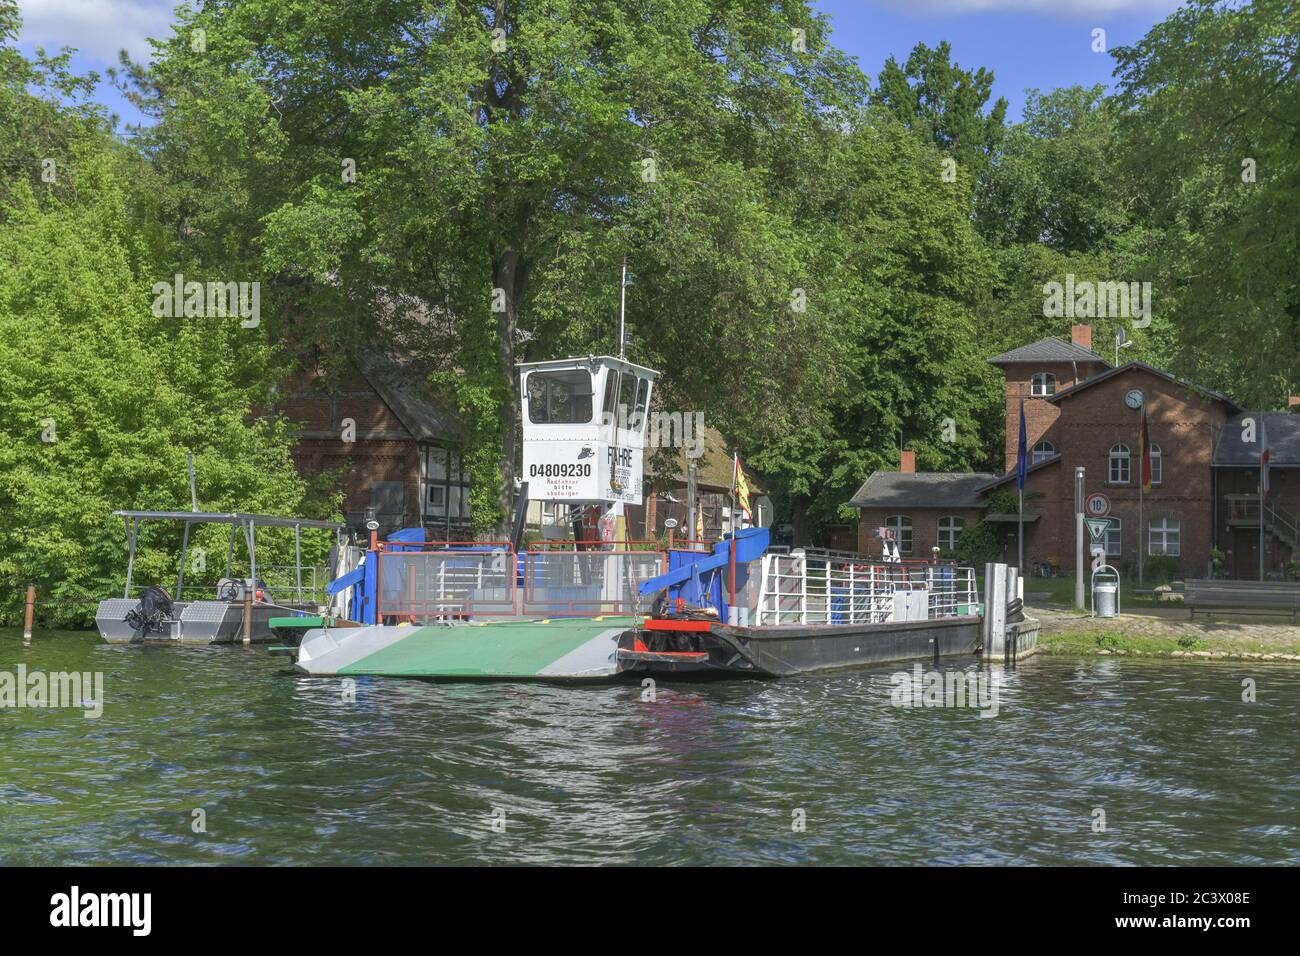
[600,370,651,433]
[1031,372,1056,396]
[886,515,913,555]
[526,369,594,424]
[1109,443,1130,484]
[1032,440,1055,464]
[1104,517,1122,557]
[1149,517,1180,556]
[1149,443,1162,485]
[937,516,964,551]
[422,445,470,521]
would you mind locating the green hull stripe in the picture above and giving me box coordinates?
[338,617,634,677]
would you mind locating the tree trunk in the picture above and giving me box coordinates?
[790,494,813,548]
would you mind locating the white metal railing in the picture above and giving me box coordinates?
[755,554,978,627]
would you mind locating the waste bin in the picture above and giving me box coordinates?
[1094,582,1118,618]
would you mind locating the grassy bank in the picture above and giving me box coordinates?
[1034,609,1300,661]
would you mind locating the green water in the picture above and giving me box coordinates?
[2,629,1298,865]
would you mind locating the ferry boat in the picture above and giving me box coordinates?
[277,355,1012,679]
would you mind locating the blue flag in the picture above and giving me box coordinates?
[1016,398,1028,492]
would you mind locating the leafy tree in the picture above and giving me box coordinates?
[0,10,332,625]
[872,40,1008,178]
[1112,0,1300,406]
[126,0,872,533]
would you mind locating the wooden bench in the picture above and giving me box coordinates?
[1185,579,1300,622]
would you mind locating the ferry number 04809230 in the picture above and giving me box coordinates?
[529,463,592,479]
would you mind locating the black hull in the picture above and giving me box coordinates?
[618,616,982,677]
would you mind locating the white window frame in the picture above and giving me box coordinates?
[886,515,913,555]
[1149,443,1162,486]
[1149,517,1181,556]
[937,516,964,552]
[1031,440,1055,464]
[1109,443,1131,484]
[1104,516,1122,557]
[422,444,471,521]
[1031,372,1056,396]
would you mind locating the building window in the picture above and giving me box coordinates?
[526,369,593,424]
[1032,440,1055,464]
[422,444,470,522]
[886,515,913,555]
[937,516,964,551]
[1109,443,1130,484]
[1149,443,1162,485]
[1104,517,1122,557]
[1031,372,1056,396]
[1149,517,1180,556]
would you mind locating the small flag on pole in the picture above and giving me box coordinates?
[732,453,753,520]
[1138,406,1152,494]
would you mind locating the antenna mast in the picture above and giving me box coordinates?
[618,255,627,361]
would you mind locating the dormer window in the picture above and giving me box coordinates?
[1031,372,1056,396]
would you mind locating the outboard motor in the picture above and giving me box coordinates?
[124,585,175,637]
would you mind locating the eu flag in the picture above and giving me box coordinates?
[1016,398,1028,492]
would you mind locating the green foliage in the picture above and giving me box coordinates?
[5,0,1298,565]
[1145,554,1180,584]
[953,519,1000,567]
[873,40,1008,178]
[0,12,335,625]
[1112,0,1300,406]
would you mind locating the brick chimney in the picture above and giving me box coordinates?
[899,450,916,474]
[1071,324,1092,351]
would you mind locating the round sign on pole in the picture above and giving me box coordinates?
[1085,492,1111,518]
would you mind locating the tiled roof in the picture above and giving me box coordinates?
[848,471,996,510]
[356,352,463,442]
[1045,361,1241,412]
[1214,412,1300,466]
[987,337,1111,367]
[976,453,1062,492]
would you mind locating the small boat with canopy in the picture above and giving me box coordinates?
[95,510,344,644]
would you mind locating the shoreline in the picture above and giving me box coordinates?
[1031,605,1300,663]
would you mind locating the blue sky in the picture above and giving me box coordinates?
[15,0,1188,131]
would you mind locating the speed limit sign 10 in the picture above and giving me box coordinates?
[1086,493,1111,518]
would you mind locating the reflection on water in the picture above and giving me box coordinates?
[1,630,1297,865]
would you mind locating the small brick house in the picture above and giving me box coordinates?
[851,453,993,558]
[850,324,1300,579]
[275,352,470,540]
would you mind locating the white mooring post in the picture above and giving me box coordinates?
[984,562,1008,657]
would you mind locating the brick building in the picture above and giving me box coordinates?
[850,325,1300,580]
[275,352,470,540]
[850,452,993,558]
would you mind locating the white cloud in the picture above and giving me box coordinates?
[17,0,176,63]
[877,0,1185,16]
